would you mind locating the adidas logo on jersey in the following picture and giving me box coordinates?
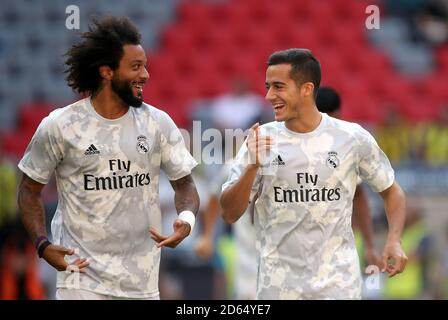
[84,144,100,155]
[272,155,285,166]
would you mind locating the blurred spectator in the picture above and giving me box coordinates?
[0,140,45,299]
[383,0,447,46]
[383,0,428,17]
[189,78,271,298]
[376,104,448,166]
[0,139,18,292]
[420,104,448,166]
[376,107,413,164]
[1,220,46,299]
[210,78,267,131]
[158,172,218,299]
[0,140,17,243]
[194,163,257,300]
[414,0,448,45]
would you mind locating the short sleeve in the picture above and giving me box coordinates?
[221,139,261,202]
[18,115,64,184]
[159,111,197,180]
[356,125,394,192]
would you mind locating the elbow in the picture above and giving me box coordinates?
[219,192,237,224]
[392,181,406,202]
[221,209,238,224]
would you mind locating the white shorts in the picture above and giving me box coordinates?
[55,289,160,300]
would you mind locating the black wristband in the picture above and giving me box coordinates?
[37,240,52,258]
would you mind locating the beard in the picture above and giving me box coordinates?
[111,75,143,108]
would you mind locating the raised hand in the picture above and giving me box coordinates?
[246,123,274,167]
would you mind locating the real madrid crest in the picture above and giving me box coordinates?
[136,135,150,154]
[326,151,339,169]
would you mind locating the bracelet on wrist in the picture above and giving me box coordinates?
[37,240,52,258]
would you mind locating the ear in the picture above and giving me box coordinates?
[301,82,315,98]
[99,65,114,81]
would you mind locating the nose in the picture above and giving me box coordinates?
[141,66,149,81]
[265,87,275,102]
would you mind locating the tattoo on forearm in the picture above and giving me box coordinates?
[170,175,200,215]
[18,176,47,243]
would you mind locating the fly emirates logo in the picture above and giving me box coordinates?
[84,159,151,191]
[273,172,341,203]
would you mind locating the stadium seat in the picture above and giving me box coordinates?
[2,0,445,131]
[435,45,448,73]
[17,103,53,132]
[1,129,33,159]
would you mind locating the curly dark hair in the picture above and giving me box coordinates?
[64,16,141,95]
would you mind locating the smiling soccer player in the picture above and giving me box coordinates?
[17,16,199,300]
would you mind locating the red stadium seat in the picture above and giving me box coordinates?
[176,2,210,25]
[1,130,34,159]
[435,45,448,73]
[330,0,369,23]
[341,95,386,124]
[146,0,446,127]
[288,0,313,23]
[17,103,53,132]
[159,25,195,54]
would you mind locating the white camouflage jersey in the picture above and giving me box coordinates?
[18,97,197,298]
[222,113,394,299]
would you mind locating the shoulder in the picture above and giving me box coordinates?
[139,102,180,135]
[139,102,172,122]
[43,98,89,125]
[324,115,374,142]
[35,99,88,134]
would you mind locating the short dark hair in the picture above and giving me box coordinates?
[64,16,141,95]
[267,48,321,99]
[316,86,341,113]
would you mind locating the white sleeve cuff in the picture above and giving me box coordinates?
[178,211,195,235]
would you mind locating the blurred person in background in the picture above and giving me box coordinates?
[210,78,268,132]
[413,0,448,45]
[0,139,17,251]
[376,108,413,165]
[193,76,270,299]
[1,219,46,300]
[0,140,45,299]
[16,16,199,300]
[421,104,448,166]
[194,162,258,300]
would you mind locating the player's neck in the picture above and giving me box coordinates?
[91,87,129,120]
[285,105,322,133]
